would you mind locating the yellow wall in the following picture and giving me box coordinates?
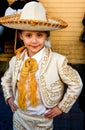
[40,0,85,63]
[0,0,85,63]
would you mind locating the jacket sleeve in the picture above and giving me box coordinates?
[57,57,83,113]
[1,56,16,102]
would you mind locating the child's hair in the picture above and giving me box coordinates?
[46,31,50,37]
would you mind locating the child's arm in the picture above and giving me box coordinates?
[57,58,83,113]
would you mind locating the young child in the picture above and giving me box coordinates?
[0,1,83,130]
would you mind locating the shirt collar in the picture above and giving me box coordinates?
[32,47,45,63]
[25,47,45,64]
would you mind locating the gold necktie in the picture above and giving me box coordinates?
[17,58,38,109]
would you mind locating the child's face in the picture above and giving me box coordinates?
[19,30,47,57]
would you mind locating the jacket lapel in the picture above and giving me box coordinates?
[40,47,51,75]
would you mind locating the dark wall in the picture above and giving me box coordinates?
[69,63,85,112]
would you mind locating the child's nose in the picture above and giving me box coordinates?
[31,36,37,43]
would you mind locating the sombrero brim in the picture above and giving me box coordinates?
[0,14,68,31]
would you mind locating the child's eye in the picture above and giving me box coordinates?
[26,34,31,37]
[37,33,43,37]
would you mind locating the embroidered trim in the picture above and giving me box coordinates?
[59,94,77,112]
[61,59,80,84]
[13,119,25,130]
[40,47,50,74]
[39,47,64,107]
[40,75,64,107]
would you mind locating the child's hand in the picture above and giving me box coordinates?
[44,106,62,119]
[7,97,18,113]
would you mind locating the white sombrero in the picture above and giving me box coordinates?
[0,1,68,31]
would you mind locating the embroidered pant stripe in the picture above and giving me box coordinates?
[13,109,53,130]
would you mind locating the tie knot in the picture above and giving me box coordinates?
[26,58,38,72]
[20,58,38,77]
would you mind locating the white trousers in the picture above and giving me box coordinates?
[13,109,53,130]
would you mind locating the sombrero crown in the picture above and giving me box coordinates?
[0,1,68,31]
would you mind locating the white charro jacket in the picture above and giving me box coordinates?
[1,47,83,113]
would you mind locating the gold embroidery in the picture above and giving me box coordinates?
[59,94,77,112]
[13,119,25,130]
[40,47,64,107]
[40,75,64,107]
[61,59,80,84]
[40,47,50,74]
